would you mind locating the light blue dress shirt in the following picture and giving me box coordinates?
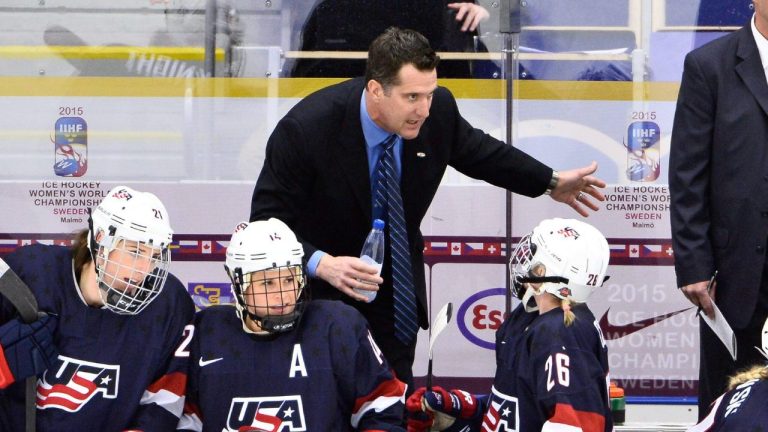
[307,89,402,277]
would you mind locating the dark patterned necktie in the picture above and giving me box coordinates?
[374,135,418,344]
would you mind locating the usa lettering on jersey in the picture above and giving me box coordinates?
[724,379,758,418]
[482,386,519,432]
[37,355,120,412]
[226,395,306,432]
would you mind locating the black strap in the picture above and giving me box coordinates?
[26,378,36,432]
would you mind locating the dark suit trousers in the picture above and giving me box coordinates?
[698,263,768,419]
[365,309,417,398]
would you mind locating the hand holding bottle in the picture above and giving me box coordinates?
[355,219,385,302]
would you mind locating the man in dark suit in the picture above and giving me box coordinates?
[251,27,605,393]
[291,0,490,78]
[670,3,768,419]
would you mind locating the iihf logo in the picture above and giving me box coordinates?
[36,355,120,412]
[625,121,660,182]
[53,117,88,177]
[226,395,307,431]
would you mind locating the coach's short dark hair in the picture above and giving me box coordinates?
[365,27,440,90]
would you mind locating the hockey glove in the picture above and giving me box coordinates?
[406,387,481,431]
[407,388,437,431]
[422,386,480,420]
[0,313,58,389]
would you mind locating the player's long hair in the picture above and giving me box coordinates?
[561,297,576,327]
[727,365,768,390]
[72,229,92,280]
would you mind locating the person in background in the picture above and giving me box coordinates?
[669,1,768,418]
[291,0,491,78]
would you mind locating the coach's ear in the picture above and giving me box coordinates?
[367,79,385,100]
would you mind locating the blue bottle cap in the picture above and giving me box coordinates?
[373,219,385,230]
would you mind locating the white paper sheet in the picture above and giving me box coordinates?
[699,302,737,361]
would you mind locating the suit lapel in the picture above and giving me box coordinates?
[735,27,768,118]
[400,136,429,224]
[335,85,372,221]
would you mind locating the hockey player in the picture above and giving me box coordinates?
[177,218,407,432]
[406,218,613,432]
[0,185,195,431]
[688,317,768,431]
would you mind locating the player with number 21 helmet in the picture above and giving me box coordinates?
[88,185,173,315]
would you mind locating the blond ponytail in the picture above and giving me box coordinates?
[562,298,576,327]
[727,365,768,390]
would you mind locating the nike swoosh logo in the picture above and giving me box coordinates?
[599,307,693,340]
[199,357,223,367]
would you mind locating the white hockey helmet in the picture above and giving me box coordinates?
[757,316,768,361]
[88,185,173,315]
[510,218,609,304]
[225,218,306,334]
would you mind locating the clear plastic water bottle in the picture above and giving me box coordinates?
[355,219,385,302]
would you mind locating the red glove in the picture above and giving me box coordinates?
[406,388,434,432]
[407,386,482,431]
[421,386,480,420]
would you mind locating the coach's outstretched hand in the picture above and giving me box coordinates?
[550,161,606,217]
[0,312,58,388]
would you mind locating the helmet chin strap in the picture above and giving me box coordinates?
[230,265,307,335]
[522,287,540,313]
[245,309,298,334]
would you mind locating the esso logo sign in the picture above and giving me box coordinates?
[457,288,508,350]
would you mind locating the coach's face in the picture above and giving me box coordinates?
[367,64,437,140]
[756,0,768,38]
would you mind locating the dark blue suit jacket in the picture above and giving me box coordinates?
[670,26,768,328]
[251,77,551,330]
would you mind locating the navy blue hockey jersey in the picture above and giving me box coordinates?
[0,244,195,432]
[178,301,406,432]
[484,304,612,432]
[689,377,768,431]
